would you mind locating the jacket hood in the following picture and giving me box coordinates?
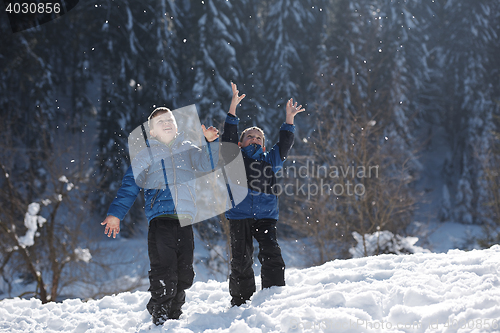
[241,144,264,159]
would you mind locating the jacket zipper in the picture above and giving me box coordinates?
[187,185,195,203]
[169,146,178,207]
[150,144,181,210]
[151,188,160,209]
[152,157,169,209]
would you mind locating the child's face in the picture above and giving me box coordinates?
[239,129,264,149]
[149,112,178,144]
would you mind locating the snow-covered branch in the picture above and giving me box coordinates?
[16,203,47,248]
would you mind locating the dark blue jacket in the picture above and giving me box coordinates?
[222,114,294,220]
[107,133,219,223]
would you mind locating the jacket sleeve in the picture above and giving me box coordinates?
[106,165,141,220]
[220,113,240,165]
[189,138,220,172]
[277,123,295,160]
[221,113,239,144]
[264,123,295,173]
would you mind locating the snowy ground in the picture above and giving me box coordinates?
[2,245,500,333]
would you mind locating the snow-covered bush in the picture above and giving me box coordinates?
[349,231,430,258]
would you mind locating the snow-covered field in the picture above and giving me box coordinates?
[2,245,500,332]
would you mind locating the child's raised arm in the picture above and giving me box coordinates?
[229,82,245,116]
[285,98,305,125]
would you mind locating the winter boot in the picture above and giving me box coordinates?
[167,308,182,320]
[230,296,249,307]
[152,303,170,326]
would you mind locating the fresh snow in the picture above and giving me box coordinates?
[2,246,500,332]
[73,247,92,263]
[16,203,47,248]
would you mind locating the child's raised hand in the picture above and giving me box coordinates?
[229,82,246,116]
[202,124,219,142]
[285,98,305,125]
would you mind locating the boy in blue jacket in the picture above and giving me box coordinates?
[101,107,219,325]
[222,83,305,306]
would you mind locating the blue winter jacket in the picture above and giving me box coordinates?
[222,114,295,220]
[107,133,219,223]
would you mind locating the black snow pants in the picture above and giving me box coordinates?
[146,216,194,316]
[229,218,285,306]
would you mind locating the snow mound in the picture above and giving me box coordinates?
[2,246,500,332]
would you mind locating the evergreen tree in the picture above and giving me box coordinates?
[376,0,431,151]
[317,0,428,138]
[175,0,204,106]
[260,0,318,139]
[0,15,64,202]
[428,0,499,224]
[225,0,264,130]
[192,0,243,124]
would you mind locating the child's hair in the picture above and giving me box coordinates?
[240,126,265,146]
[148,107,172,128]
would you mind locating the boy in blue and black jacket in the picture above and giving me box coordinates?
[101,107,219,325]
[222,83,305,306]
